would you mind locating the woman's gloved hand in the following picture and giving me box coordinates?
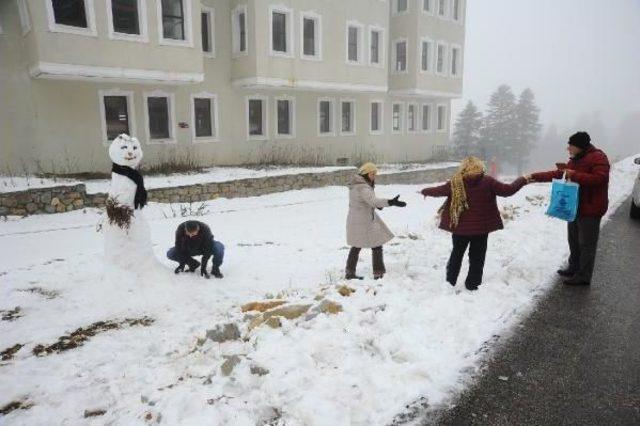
[388,195,407,207]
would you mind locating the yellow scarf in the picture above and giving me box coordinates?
[446,157,486,228]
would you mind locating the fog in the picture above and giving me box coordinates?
[453,0,640,165]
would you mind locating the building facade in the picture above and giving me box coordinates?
[0,0,466,173]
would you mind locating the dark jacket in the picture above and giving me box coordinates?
[421,175,527,236]
[531,146,610,217]
[174,221,214,264]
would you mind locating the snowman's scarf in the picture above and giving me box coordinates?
[111,163,148,209]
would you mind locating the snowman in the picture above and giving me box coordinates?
[102,134,168,286]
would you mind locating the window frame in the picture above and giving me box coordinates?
[421,103,433,133]
[345,20,364,65]
[232,4,248,57]
[422,0,434,15]
[269,5,293,58]
[190,92,219,143]
[98,89,137,146]
[368,26,385,68]
[391,102,404,134]
[17,0,31,35]
[143,90,177,144]
[246,95,269,141]
[437,0,449,19]
[452,0,464,23]
[393,0,409,16]
[392,38,409,74]
[45,0,97,37]
[435,41,448,76]
[299,11,322,61]
[156,0,193,47]
[200,6,215,58]
[317,97,336,137]
[106,0,148,43]
[340,99,356,136]
[450,43,462,78]
[369,100,384,136]
[436,103,448,133]
[406,102,418,133]
[274,95,296,139]
[418,36,434,73]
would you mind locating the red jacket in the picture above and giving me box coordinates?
[421,175,527,235]
[532,146,610,217]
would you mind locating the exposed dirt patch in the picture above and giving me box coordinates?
[18,287,60,300]
[33,316,154,357]
[1,344,24,361]
[1,307,23,321]
[84,409,107,418]
[0,399,33,416]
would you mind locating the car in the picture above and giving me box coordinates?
[631,157,640,219]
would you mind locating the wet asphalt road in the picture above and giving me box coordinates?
[426,198,640,426]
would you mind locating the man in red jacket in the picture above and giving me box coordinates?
[531,131,610,286]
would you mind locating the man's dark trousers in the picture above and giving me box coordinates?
[567,217,601,283]
[447,234,488,289]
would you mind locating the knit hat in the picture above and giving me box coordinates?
[568,131,591,149]
[359,162,378,175]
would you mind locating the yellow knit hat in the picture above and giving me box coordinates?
[359,162,378,175]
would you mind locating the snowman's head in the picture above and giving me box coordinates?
[109,134,143,168]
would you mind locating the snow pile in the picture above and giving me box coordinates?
[0,156,637,425]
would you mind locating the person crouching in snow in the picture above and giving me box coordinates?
[167,220,224,279]
[345,163,407,280]
[420,157,530,291]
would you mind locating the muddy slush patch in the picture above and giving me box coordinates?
[18,287,60,300]
[1,344,24,361]
[0,399,33,416]
[33,316,155,357]
[1,307,23,321]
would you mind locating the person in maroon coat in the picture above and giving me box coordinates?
[421,157,529,290]
[531,131,610,286]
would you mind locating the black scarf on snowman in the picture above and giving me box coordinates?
[111,163,148,209]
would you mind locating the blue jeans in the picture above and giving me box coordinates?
[167,239,225,268]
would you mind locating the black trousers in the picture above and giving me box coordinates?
[447,234,488,289]
[567,217,601,282]
[346,246,385,275]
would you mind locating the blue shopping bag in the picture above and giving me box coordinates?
[546,174,579,222]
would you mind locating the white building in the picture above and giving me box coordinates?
[0,0,466,173]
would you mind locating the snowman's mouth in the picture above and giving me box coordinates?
[124,155,137,161]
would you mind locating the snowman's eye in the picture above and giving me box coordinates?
[133,146,138,150]
[120,145,127,150]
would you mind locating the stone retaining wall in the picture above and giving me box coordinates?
[0,166,457,216]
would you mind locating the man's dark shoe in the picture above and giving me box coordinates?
[345,272,364,280]
[187,260,201,273]
[465,284,479,291]
[563,277,590,286]
[557,268,576,277]
[211,265,224,279]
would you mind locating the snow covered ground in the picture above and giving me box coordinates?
[0,156,637,425]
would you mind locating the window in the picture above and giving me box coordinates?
[201,7,215,56]
[301,13,321,59]
[232,5,248,56]
[99,90,136,144]
[392,103,403,133]
[161,0,184,40]
[370,101,383,134]
[46,0,96,35]
[341,100,356,135]
[346,22,363,64]
[420,39,433,72]
[191,93,218,142]
[452,0,462,22]
[275,97,295,137]
[270,6,292,56]
[421,104,432,132]
[407,104,417,132]
[423,0,433,13]
[450,46,461,77]
[369,27,383,66]
[144,92,175,143]
[107,0,147,41]
[247,97,267,139]
[17,0,31,35]
[436,43,447,75]
[438,0,447,18]
[394,0,408,14]
[437,105,447,131]
[318,99,334,135]
[394,40,407,72]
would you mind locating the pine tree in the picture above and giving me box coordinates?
[512,88,542,173]
[452,101,483,157]
[479,84,518,163]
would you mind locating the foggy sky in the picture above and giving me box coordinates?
[453,0,640,141]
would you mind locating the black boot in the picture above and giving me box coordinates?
[556,268,575,277]
[345,272,364,280]
[372,246,386,280]
[186,259,200,273]
[211,265,224,279]
[345,247,362,280]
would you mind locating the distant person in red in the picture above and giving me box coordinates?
[489,156,498,178]
[530,131,610,286]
